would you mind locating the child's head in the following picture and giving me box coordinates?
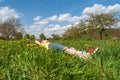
[42,38,49,43]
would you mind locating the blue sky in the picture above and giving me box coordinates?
[0,0,120,38]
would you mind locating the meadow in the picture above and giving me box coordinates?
[0,39,120,80]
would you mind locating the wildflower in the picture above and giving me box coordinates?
[84,44,89,47]
[1,46,6,49]
[26,44,38,47]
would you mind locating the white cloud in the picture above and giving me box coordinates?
[29,25,42,29]
[48,15,57,21]
[45,25,65,32]
[47,13,81,23]
[0,7,21,22]
[33,20,48,25]
[83,4,106,15]
[57,13,81,22]
[58,13,71,22]
[82,4,120,15]
[106,4,120,13]
[33,16,41,21]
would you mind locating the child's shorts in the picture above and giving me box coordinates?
[49,42,67,51]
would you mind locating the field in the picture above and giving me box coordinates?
[0,39,120,80]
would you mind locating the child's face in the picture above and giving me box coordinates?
[42,39,49,43]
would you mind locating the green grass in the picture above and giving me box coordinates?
[0,39,120,80]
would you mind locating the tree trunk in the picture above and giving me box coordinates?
[100,28,105,40]
[100,31,103,40]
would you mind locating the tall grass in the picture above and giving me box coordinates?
[0,39,120,80]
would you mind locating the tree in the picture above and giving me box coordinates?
[39,33,46,40]
[30,35,35,40]
[52,34,61,40]
[77,20,88,35]
[87,13,117,40]
[24,34,30,39]
[62,26,81,39]
[0,17,24,39]
[15,32,23,40]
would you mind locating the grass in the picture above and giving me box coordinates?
[0,39,120,80]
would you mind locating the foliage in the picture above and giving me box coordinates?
[30,35,35,40]
[52,34,61,40]
[24,34,36,40]
[15,32,23,40]
[24,34,30,39]
[0,17,24,39]
[62,26,81,39]
[0,39,120,80]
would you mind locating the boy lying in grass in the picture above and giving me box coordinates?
[35,39,99,58]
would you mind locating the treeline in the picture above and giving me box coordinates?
[0,12,120,40]
[62,27,120,40]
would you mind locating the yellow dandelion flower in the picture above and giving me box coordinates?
[84,44,89,47]
[26,44,38,47]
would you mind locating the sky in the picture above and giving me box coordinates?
[0,0,120,38]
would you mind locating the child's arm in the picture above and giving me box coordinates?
[35,40,41,45]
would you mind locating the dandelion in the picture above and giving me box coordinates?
[1,46,6,49]
[84,44,89,47]
[26,44,38,47]
[0,39,4,42]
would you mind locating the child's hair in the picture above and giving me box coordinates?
[43,38,49,40]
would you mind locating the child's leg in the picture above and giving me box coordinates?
[64,47,97,58]
[65,49,91,58]
[64,48,84,57]
[64,47,77,55]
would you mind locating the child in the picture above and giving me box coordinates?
[35,39,99,58]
